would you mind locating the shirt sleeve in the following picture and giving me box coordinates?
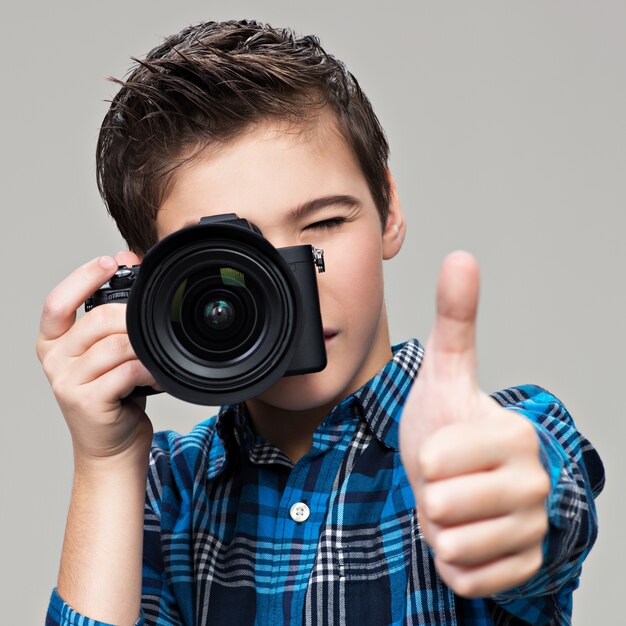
[45,588,144,626]
[487,384,605,626]
[138,433,187,624]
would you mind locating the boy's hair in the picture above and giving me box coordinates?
[96,19,391,254]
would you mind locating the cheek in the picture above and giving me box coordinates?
[318,232,385,327]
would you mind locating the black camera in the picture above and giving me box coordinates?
[86,213,327,405]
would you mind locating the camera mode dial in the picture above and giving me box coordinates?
[110,266,137,289]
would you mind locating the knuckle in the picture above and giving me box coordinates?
[107,332,131,357]
[51,377,72,404]
[42,293,64,323]
[502,412,532,449]
[92,303,125,334]
[531,511,549,543]
[435,531,460,563]
[416,510,434,545]
[417,442,439,481]
[540,465,551,491]
[119,358,141,382]
[51,375,91,416]
[515,416,539,452]
[526,469,551,504]
[449,572,480,599]
[40,351,56,378]
[537,470,551,500]
[524,547,544,580]
[421,486,447,524]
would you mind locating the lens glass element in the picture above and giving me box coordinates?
[204,299,235,330]
[169,265,264,363]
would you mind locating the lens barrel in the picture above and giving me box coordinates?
[126,221,304,405]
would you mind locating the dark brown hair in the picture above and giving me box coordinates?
[96,19,391,254]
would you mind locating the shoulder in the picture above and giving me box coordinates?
[147,415,226,508]
[491,384,605,497]
[491,384,572,422]
[151,414,221,462]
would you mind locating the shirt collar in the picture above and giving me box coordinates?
[350,338,424,451]
[214,338,424,462]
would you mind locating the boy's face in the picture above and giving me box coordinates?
[155,111,405,414]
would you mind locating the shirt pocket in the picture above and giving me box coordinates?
[340,508,415,625]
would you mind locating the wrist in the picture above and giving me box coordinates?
[72,431,152,479]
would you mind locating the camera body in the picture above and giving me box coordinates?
[86,213,327,405]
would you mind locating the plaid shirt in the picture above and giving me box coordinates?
[46,339,604,626]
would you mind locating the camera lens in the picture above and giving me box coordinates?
[169,267,263,363]
[204,299,234,330]
[126,222,305,405]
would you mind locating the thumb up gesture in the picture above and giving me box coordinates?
[399,252,550,598]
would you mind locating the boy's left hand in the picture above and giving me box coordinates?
[399,251,550,598]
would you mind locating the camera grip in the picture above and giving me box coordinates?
[124,385,163,400]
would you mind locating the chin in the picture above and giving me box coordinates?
[252,370,347,413]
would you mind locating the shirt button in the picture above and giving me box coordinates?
[289,502,310,523]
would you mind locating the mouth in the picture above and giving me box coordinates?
[323,328,339,343]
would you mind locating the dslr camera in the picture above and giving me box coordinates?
[86,213,327,405]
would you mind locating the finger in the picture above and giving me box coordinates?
[66,333,137,385]
[420,469,532,526]
[63,303,128,358]
[418,407,544,482]
[84,357,159,404]
[428,510,548,568]
[433,545,544,598]
[417,414,507,481]
[114,250,142,268]
[428,251,479,380]
[39,256,119,342]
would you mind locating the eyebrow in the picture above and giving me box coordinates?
[290,194,361,220]
[179,194,361,229]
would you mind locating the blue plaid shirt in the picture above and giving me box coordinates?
[46,339,604,625]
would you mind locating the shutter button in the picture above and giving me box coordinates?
[289,502,310,523]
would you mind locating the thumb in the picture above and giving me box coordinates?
[428,250,480,381]
[399,252,482,468]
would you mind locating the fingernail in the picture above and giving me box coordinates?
[99,256,117,270]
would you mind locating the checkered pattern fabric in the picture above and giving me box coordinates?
[46,339,604,625]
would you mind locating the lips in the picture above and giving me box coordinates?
[323,328,339,341]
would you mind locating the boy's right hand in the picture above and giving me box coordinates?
[37,253,158,461]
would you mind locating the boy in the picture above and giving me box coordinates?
[39,19,603,626]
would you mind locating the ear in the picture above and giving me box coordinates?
[382,170,406,260]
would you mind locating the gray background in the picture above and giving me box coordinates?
[1,1,624,623]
